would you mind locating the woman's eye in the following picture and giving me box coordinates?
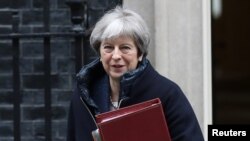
[121,46,130,50]
[120,46,131,53]
[103,46,113,53]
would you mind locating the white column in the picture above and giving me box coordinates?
[123,0,155,65]
[123,0,212,139]
[202,0,213,140]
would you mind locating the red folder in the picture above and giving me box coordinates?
[92,98,172,141]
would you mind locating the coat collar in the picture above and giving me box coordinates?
[76,57,149,113]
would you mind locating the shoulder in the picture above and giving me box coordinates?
[133,61,185,104]
[144,62,183,95]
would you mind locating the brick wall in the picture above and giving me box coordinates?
[0,0,74,141]
[0,0,121,140]
[0,0,121,141]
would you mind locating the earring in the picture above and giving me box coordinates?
[138,56,143,61]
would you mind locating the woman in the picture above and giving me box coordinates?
[67,6,204,141]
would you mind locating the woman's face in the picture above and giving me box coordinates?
[100,36,142,80]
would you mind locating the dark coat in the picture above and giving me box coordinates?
[67,58,204,141]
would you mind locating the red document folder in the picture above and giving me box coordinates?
[92,98,172,141]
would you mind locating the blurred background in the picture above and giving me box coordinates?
[0,0,250,141]
[212,0,250,124]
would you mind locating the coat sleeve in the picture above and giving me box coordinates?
[67,101,76,141]
[66,86,98,141]
[162,85,204,141]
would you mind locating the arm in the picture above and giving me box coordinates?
[163,86,204,141]
[67,101,76,141]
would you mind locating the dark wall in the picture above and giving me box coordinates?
[0,1,76,141]
[0,0,121,141]
[212,0,250,124]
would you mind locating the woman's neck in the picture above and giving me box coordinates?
[109,77,120,102]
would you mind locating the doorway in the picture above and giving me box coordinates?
[212,0,250,124]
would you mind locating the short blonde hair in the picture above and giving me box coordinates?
[90,6,150,57]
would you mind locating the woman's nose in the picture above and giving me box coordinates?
[112,47,122,60]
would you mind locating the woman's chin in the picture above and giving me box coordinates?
[109,72,125,80]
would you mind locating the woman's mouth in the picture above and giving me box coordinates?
[112,64,123,68]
